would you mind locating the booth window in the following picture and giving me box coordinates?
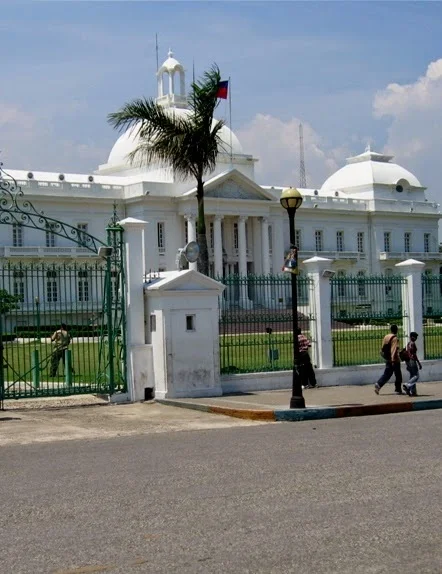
[186,315,195,332]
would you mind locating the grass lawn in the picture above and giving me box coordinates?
[2,339,125,398]
[219,326,442,373]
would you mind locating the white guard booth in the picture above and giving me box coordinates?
[144,270,225,399]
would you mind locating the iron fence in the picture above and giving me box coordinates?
[422,273,442,359]
[331,274,407,366]
[0,260,125,399]
[218,274,315,374]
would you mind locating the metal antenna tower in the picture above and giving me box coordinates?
[299,123,307,188]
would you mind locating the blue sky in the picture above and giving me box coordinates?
[2,1,442,198]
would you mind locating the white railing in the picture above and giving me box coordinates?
[1,246,97,258]
[379,251,442,261]
[300,250,364,260]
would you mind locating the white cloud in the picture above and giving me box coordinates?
[373,59,442,199]
[236,114,350,188]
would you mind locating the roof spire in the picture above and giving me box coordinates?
[168,48,173,58]
[365,142,371,153]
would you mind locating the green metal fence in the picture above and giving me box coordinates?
[422,273,442,359]
[218,274,315,374]
[0,259,126,400]
[331,274,407,366]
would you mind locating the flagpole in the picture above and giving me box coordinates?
[155,33,159,71]
[229,76,233,166]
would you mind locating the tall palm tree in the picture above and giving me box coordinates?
[108,65,226,276]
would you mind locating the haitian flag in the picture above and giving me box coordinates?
[216,80,229,99]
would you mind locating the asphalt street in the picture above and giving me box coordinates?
[1,410,441,574]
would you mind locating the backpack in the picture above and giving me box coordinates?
[399,348,410,362]
[380,336,393,361]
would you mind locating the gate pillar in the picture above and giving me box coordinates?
[396,258,425,358]
[119,217,151,401]
[304,256,334,369]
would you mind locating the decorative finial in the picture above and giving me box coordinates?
[365,142,371,153]
[168,48,173,58]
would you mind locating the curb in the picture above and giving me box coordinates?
[156,397,442,422]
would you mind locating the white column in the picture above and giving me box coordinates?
[213,215,223,278]
[261,217,271,275]
[396,258,425,358]
[303,256,334,369]
[238,216,252,308]
[238,216,248,276]
[119,217,150,402]
[185,215,197,271]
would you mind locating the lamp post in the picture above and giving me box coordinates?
[35,296,41,340]
[280,187,305,409]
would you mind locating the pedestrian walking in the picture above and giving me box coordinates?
[50,323,71,377]
[374,324,403,395]
[297,327,317,389]
[402,332,422,397]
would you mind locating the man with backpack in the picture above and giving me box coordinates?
[374,324,403,395]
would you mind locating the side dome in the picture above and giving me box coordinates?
[107,110,243,168]
[321,148,423,193]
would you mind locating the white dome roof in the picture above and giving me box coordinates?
[321,148,423,192]
[107,107,243,167]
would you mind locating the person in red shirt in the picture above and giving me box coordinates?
[402,332,422,397]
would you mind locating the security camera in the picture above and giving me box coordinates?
[395,184,403,193]
[322,269,335,278]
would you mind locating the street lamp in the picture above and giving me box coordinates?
[280,187,305,409]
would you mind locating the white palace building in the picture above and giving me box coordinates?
[2,51,441,281]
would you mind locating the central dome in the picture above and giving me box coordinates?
[107,107,243,168]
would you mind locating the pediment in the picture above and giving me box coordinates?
[205,180,270,201]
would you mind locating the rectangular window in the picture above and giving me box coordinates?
[357,271,366,298]
[78,270,89,302]
[209,222,214,248]
[157,222,165,254]
[233,223,239,249]
[46,272,58,303]
[383,232,391,253]
[315,230,323,252]
[336,231,344,252]
[295,229,301,250]
[357,232,364,254]
[77,223,88,247]
[12,224,23,247]
[337,270,346,297]
[13,281,25,303]
[404,232,411,253]
[186,314,195,331]
[46,224,56,248]
[424,233,430,253]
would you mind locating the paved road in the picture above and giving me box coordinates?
[1,411,441,573]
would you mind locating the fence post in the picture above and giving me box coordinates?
[303,256,334,369]
[65,349,72,390]
[395,258,425,358]
[32,349,40,389]
[119,217,148,401]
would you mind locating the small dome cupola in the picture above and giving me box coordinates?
[156,49,187,109]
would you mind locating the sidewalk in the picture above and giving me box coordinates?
[156,381,442,422]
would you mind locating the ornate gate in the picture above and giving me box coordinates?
[0,163,126,404]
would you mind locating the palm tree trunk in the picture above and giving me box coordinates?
[196,178,209,276]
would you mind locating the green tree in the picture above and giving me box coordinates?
[108,65,226,276]
[0,289,20,315]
